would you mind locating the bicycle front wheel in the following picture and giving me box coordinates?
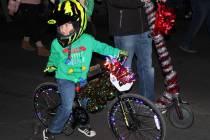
[33,82,60,127]
[108,94,166,140]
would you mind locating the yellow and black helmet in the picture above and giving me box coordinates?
[48,0,87,44]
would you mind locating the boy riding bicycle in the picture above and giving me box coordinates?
[42,0,127,139]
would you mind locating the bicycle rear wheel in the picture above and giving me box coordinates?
[33,82,60,127]
[108,94,166,140]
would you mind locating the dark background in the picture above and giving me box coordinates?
[0,1,210,140]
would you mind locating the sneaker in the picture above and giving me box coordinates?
[77,127,96,137]
[37,46,50,57]
[21,40,35,51]
[179,45,197,53]
[42,128,55,140]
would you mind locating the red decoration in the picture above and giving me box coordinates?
[104,57,135,85]
[75,85,80,93]
[80,46,86,51]
[154,3,176,35]
[144,2,179,96]
[63,48,70,53]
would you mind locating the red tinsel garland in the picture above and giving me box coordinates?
[145,2,180,95]
[154,3,176,35]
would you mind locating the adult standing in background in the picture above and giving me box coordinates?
[8,0,50,57]
[79,0,96,36]
[106,0,155,101]
[106,0,167,102]
[0,0,13,22]
[179,0,210,53]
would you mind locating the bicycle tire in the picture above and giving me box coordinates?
[33,82,60,127]
[33,82,89,136]
[108,93,166,140]
[169,104,194,129]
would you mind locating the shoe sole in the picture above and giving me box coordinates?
[179,46,197,53]
[77,128,96,137]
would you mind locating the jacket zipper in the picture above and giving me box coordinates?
[139,8,144,32]
[120,10,123,28]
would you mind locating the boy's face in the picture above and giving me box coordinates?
[58,22,74,36]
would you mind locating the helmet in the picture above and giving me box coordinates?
[48,0,87,44]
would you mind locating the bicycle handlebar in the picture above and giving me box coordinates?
[104,56,135,91]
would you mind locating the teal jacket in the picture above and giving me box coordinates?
[47,33,120,83]
[81,0,94,18]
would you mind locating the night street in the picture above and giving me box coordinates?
[1,3,210,140]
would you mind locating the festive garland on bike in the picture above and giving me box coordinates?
[79,57,135,113]
[144,1,179,96]
[82,1,178,113]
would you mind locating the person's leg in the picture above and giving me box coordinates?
[135,32,155,101]
[48,79,75,134]
[180,0,208,52]
[0,0,12,22]
[114,33,155,101]
[17,4,35,51]
[183,0,192,19]
[28,4,50,56]
[75,81,96,138]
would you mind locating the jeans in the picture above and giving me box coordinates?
[182,0,210,48]
[48,79,75,134]
[114,32,155,101]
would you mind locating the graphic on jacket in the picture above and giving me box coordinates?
[46,33,120,83]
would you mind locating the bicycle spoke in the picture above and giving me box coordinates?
[34,83,59,127]
[109,95,165,140]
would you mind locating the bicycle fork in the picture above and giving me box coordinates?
[119,99,130,127]
[118,96,135,128]
[174,96,184,120]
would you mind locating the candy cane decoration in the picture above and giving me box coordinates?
[144,1,179,96]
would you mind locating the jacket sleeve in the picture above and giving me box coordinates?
[86,0,94,18]
[90,35,120,58]
[47,40,60,67]
[107,0,144,9]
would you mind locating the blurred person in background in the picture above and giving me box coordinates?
[79,0,96,36]
[0,0,13,22]
[8,0,50,56]
[179,0,210,53]
[106,0,167,102]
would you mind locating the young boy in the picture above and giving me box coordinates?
[43,0,127,139]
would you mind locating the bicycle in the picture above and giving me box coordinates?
[33,56,166,139]
[143,1,194,129]
[160,95,194,129]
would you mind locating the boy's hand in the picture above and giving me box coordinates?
[44,66,57,73]
[118,50,128,63]
[119,50,128,57]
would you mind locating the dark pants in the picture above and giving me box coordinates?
[183,0,191,15]
[16,4,45,43]
[182,0,210,48]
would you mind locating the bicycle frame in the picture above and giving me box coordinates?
[162,95,189,119]
[114,90,140,130]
